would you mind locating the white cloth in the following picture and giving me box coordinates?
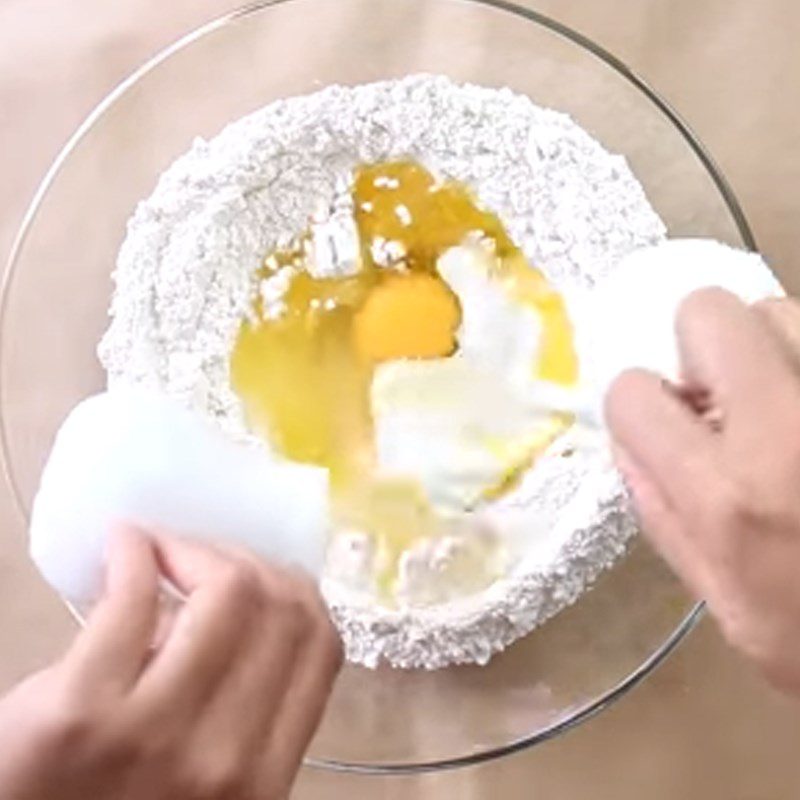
[29,389,329,607]
[576,238,784,400]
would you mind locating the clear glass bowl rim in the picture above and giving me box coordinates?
[1,0,755,774]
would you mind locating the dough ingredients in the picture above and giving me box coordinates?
[100,75,668,668]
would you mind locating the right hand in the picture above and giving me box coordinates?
[0,527,342,800]
[606,289,800,694]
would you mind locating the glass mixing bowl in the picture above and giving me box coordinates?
[1,0,753,774]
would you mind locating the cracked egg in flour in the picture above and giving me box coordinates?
[231,161,579,606]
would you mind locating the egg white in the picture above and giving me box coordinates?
[371,244,570,513]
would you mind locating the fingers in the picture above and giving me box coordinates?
[185,562,308,773]
[214,546,342,767]
[130,536,258,727]
[260,611,342,793]
[132,537,341,797]
[676,288,797,433]
[605,368,718,511]
[65,525,160,691]
[613,445,706,599]
[151,533,246,595]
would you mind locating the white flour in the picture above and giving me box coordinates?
[99,75,666,669]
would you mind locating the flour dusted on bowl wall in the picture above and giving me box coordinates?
[98,74,667,669]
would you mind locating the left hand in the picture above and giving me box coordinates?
[0,526,342,800]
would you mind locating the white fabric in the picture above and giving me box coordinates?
[577,238,784,400]
[29,389,329,607]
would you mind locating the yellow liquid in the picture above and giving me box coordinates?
[230,160,578,593]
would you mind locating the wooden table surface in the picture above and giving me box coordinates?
[1,2,799,797]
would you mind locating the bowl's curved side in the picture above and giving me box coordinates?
[307,602,705,774]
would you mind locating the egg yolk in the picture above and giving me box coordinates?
[230,160,578,596]
[353,273,460,363]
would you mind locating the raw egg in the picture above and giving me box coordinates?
[230,160,579,597]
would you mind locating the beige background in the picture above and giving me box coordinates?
[2,1,800,797]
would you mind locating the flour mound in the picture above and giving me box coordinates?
[99,75,666,669]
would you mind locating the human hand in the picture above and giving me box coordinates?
[0,527,342,800]
[606,288,800,694]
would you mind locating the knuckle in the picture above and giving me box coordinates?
[265,570,317,624]
[605,369,639,405]
[608,367,650,394]
[310,607,344,667]
[181,753,249,799]
[676,286,732,328]
[214,559,264,611]
[276,585,341,662]
[604,369,656,422]
[270,589,314,648]
[281,594,312,632]
[40,693,95,752]
[703,477,747,527]
[700,477,770,568]
[99,726,147,767]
